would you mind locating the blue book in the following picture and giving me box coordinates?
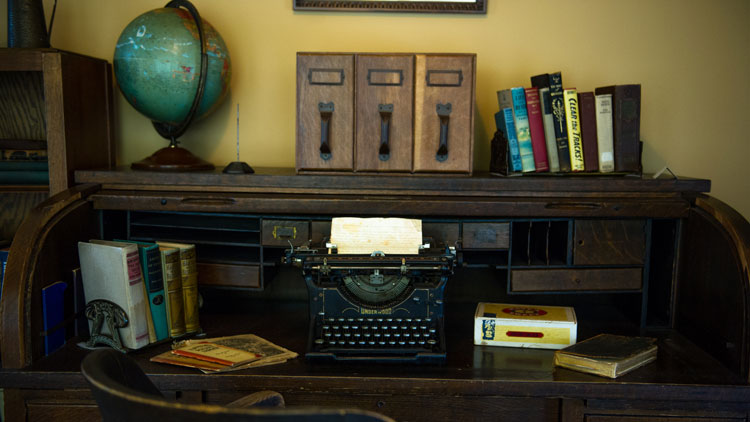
[42,281,67,355]
[502,108,523,172]
[511,87,536,172]
[0,248,9,302]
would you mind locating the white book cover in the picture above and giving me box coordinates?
[78,241,150,350]
[595,94,615,173]
[539,88,560,172]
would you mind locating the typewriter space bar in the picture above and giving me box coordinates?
[307,350,446,363]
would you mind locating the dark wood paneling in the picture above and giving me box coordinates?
[0,191,48,240]
[511,268,642,292]
[574,219,646,265]
[0,71,46,140]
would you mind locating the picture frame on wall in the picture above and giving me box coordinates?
[293,0,487,14]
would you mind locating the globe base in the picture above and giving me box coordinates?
[131,146,214,171]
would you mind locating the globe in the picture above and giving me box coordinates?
[113,3,231,170]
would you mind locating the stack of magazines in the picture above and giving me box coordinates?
[150,334,298,373]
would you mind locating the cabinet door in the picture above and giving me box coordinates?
[296,54,354,171]
[413,54,474,173]
[355,54,413,172]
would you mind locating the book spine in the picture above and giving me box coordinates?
[42,281,67,355]
[503,108,523,172]
[548,73,571,172]
[563,89,585,171]
[511,87,535,172]
[125,249,151,348]
[161,249,186,337]
[614,85,641,172]
[539,88,560,172]
[524,87,549,172]
[578,92,599,172]
[143,247,169,341]
[595,94,615,173]
[180,246,201,333]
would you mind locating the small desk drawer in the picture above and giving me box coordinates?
[197,263,261,289]
[262,219,309,246]
[511,268,642,292]
[463,222,510,249]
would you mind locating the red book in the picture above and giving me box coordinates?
[524,87,549,172]
[578,92,599,172]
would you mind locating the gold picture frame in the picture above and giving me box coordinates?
[293,0,487,14]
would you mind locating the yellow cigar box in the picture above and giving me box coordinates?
[474,302,577,349]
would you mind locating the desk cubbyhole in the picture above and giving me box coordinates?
[128,211,261,246]
[511,220,569,266]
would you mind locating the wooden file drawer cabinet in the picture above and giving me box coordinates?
[355,54,414,172]
[413,54,475,174]
[296,52,475,174]
[296,53,355,171]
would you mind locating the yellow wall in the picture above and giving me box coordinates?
[2,0,749,219]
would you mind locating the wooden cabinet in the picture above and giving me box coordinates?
[1,170,749,421]
[0,48,115,242]
[296,53,475,174]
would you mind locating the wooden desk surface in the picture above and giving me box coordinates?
[2,299,746,404]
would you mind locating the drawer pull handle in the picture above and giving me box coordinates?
[378,103,393,161]
[318,102,334,161]
[545,202,602,210]
[436,103,451,162]
[180,197,237,205]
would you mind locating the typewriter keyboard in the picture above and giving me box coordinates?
[312,316,442,351]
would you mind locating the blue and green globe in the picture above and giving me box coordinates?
[113,7,231,126]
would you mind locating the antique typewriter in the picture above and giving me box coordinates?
[285,232,456,363]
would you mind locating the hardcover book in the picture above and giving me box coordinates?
[524,87,550,172]
[554,333,657,378]
[578,92,599,172]
[594,84,642,173]
[159,245,186,338]
[115,240,169,342]
[497,90,523,172]
[77,241,150,350]
[547,73,571,172]
[42,281,67,355]
[510,87,535,172]
[595,93,615,173]
[563,89,585,171]
[538,87,560,172]
[157,241,200,334]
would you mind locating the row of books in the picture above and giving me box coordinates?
[77,239,200,351]
[495,72,642,174]
[0,156,49,184]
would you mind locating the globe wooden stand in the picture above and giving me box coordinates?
[131,145,214,171]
